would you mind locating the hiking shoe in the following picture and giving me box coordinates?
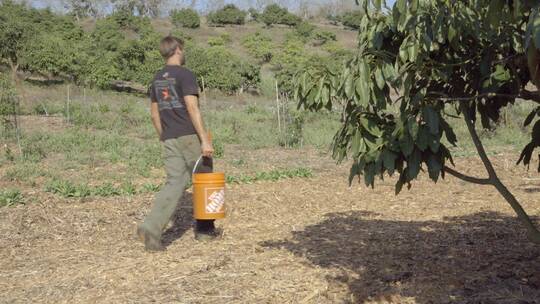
[194,228,221,241]
[137,224,164,252]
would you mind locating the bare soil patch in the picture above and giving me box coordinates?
[1,151,539,303]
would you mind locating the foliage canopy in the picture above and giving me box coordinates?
[170,8,200,29]
[207,4,247,26]
[293,0,540,241]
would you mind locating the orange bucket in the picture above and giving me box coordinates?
[192,157,226,220]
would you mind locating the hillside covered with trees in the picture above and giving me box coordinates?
[0,0,359,95]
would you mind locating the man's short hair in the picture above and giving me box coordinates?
[159,36,184,59]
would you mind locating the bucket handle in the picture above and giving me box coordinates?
[192,155,204,175]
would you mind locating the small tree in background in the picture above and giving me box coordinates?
[340,10,363,30]
[312,30,337,46]
[0,73,21,154]
[294,21,316,42]
[248,7,260,22]
[207,4,246,26]
[242,31,274,63]
[261,4,301,27]
[170,8,200,28]
[294,0,540,243]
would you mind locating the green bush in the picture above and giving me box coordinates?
[295,21,316,40]
[261,4,301,27]
[341,10,363,29]
[187,45,260,93]
[208,36,225,46]
[207,4,246,26]
[248,8,260,22]
[0,74,16,116]
[170,8,200,28]
[0,189,24,207]
[242,32,274,63]
[313,30,337,45]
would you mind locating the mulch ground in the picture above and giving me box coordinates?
[1,150,539,303]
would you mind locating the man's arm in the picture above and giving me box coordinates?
[185,95,213,157]
[150,102,163,140]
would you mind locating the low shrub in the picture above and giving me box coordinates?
[170,8,200,28]
[207,4,246,26]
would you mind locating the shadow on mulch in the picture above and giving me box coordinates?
[162,193,194,248]
[263,211,540,304]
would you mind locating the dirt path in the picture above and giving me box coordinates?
[1,153,539,303]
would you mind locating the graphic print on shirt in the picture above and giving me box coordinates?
[154,78,183,111]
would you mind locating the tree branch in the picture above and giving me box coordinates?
[460,103,499,179]
[460,102,540,243]
[428,90,540,104]
[443,166,491,185]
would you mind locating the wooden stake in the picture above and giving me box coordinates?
[14,97,22,155]
[66,84,71,123]
[201,76,207,107]
[276,80,281,132]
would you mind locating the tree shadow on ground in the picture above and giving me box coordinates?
[263,211,540,304]
[162,193,194,248]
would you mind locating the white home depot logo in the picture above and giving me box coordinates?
[205,188,225,214]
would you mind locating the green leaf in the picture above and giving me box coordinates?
[528,8,540,49]
[428,135,440,153]
[448,25,456,42]
[407,118,419,139]
[440,119,457,146]
[374,0,382,10]
[375,68,385,90]
[397,0,406,14]
[427,154,442,182]
[351,131,366,156]
[407,148,421,179]
[349,161,359,185]
[487,0,504,28]
[360,117,383,137]
[422,106,440,135]
[381,149,397,174]
[344,74,354,99]
[399,134,414,156]
[416,127,430,151]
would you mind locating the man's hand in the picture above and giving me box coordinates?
[201,140,214,158]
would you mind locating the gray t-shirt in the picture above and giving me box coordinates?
[150,65,199,141]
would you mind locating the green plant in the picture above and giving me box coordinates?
[340,10,363,30]
[226,167,313,184]
[279,110,305,148]
[207,4,247,26]
[45,179,92,198]
[295,21,315,41]
[141,183,161,193]
[294,0,540,242]
[242,32,274,63]
[170,8,200,28]
[312,31,336,46]
[248,8,260,22]
[208,36,225,46]
[0,189,24,207]
[261,4,301,27]
[187,45,260,93]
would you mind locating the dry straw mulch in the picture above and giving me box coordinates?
[1,152,539,303]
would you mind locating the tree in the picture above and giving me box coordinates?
[63,0,100,20]
[207,4,247,26]
[170,8,200,28]
[260,4,301,27]
[293,0,540,243]
[0,1,36,83]
[112,0,164,17]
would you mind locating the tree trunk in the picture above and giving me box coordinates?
[460,103,540,244]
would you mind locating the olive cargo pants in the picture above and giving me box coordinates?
[142,134,201,236]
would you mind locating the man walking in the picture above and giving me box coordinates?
[137,36,217,251]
